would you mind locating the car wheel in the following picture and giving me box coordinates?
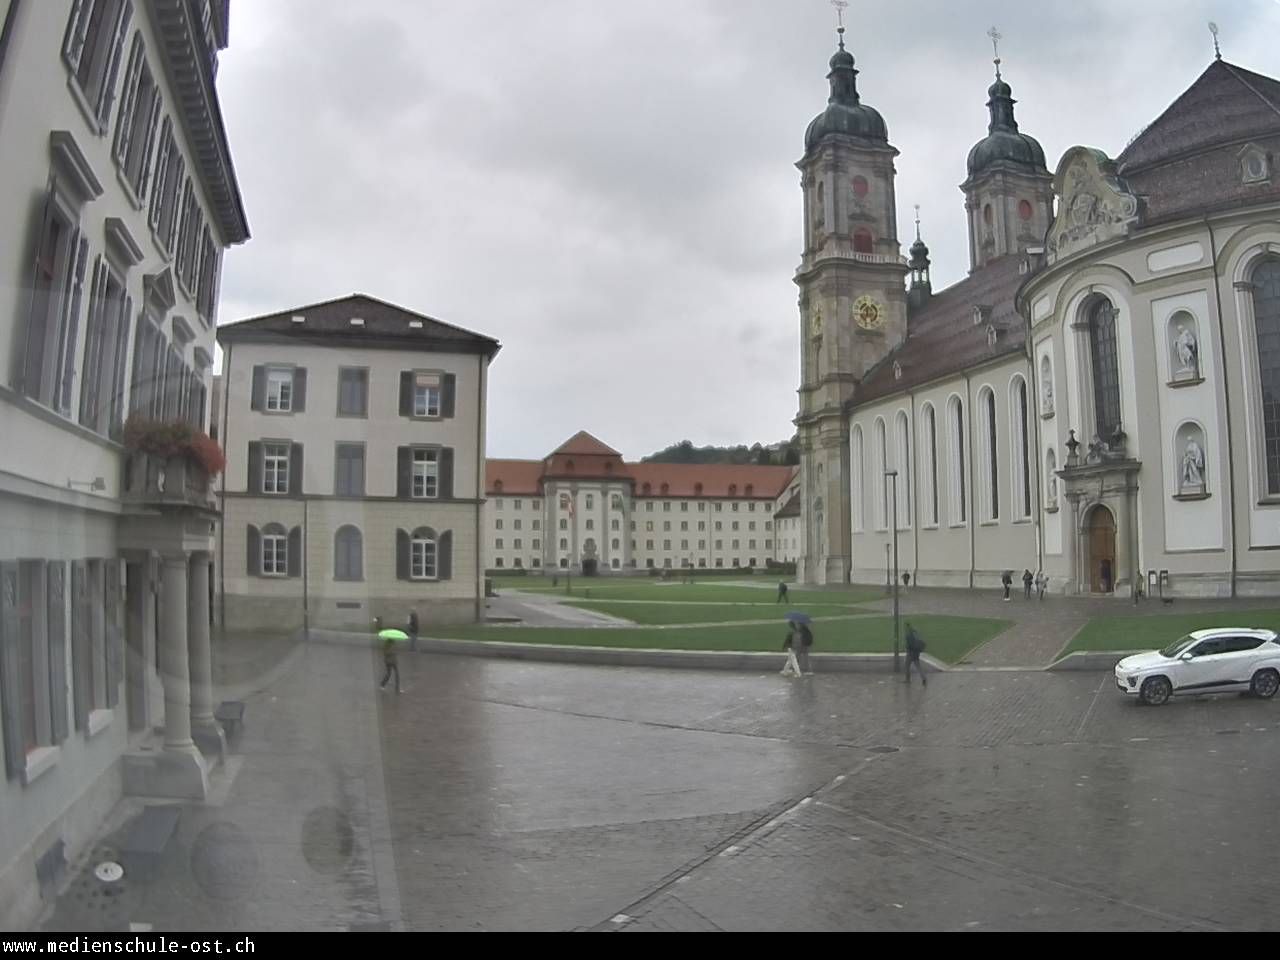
[1250,669,1280,700]
[1139,676,1172,706]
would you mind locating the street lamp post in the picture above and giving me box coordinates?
[885,469,901,673]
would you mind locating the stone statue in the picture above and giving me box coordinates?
[1086,434,1110,465]
[1181,438,1206,490]
[1048,474,1058,505]
[1174,325,1199,378]
[1041,376,1054,413]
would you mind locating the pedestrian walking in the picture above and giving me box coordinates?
[904,621,927,685]
[407,609,419,652]
[1022,569,1034,599]
[375,617,402,694]
[795,622,814,676]
[1001,570,1013,602]
[777,581,789,603]
[1035,570,1047,601]
[780,625,802,678]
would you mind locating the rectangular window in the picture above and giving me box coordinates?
[732,540,740,549]
[63,0,130,126]
[764,521,772,531]
[663,540,671,550]
[732,521,739,531]
[514,539,522,549]
[611,494,624,510]
[646,540,654,550]
[495,498,504,509]
[149,121,183,252]
[646,502,654,513]
[514,558,523,568]
[765,503,773,513]
[715,521,723,531]
[611,519,620,530]
[663,502,671,512]
[749,540,757,549]
[413,373,441,417]
[586,494,594,509]
[715,503,723,512]
[114,34,160,200]
[495,519,504,530]
[748,522,756,531]
[749,503,756,512]
[663,521,671,531]
[78,260,128,435]
[266,368,293,412]
[495,539,503,550]
[765,540,772,549]
[532,558,541,568]
[560,538,568,549]
[732,503,740,512]
[412,449,439,498]
[263,443,290,494]
[532,519,541,530]
[514,519,522,530]
[514,500,522,510]
[338,367,368,417]
[681,540,688,549]
[532,539,540,549]
[681,502,689,512]
[334,443,365,497]
[493,558,504,568]
[533,500,541,509]
[698,521,706,531]
[262,533,287,575]
[410,539,437,579]
[560,519,568,531]
[585,519,594,530]
[698,539,706,549]
[630,521,636,531]
[715,540,723,549]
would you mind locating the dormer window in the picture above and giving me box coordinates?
[987,325,998,347]
[1241,144,1271,185]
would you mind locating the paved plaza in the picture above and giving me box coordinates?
[37,616,1280,932]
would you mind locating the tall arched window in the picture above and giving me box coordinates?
[334,525,363,581]
[895,411,911,528]
[850,424,865,532]
[922,404,939,525]
[1011,376,1031,519]
[949,396,966,523]
[979,387,999,521]
[1088,297,1123,439]
[873,418,888,529]
[854,228,874,254]
[1252,260,1280,494]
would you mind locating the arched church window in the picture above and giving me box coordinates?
[1018,199,1033,222]
[1012,376,1031,519]
[1088,297,1123,440]
[979,387,999,521]
[874,418,887,529]
[1251,259,1280,494]
[983,204,994,226]
[895,411,911,527]
[853,229,873,254]
[850,424,865,532]
[949,396,966,523]
[922,404,939,525]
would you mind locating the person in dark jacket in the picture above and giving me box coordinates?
[777,581,789,603]
[1022,569,1034,599]
[407,609,419,652]
[375,617,401,694]
[795,622,814,675]
[904,622,927,686]
[1001,571,1013,602]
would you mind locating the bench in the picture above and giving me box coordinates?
[214,700,245,740]
[118,805,181,881]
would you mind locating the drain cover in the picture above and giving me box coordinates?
[94,861,124,883]
[868,746,900,754]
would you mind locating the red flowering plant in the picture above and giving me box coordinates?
[122,416,227,477]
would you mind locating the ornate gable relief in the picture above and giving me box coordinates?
[1240,143,1271,185]
[1046,147,1139,263]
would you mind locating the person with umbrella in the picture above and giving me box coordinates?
[374,616,407,694]
[783,612,815,677]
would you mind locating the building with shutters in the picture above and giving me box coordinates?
[215,294,500,632]
[0,0,248,929]
[796,23,1280,598]
[484,433,798,573]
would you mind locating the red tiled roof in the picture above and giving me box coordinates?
[484,451,796,499]
[486,460,544,495]
[551,431,622,456]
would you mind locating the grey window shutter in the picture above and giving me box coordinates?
[293,367,307,412]
[58,236,89,414]
[396,529,409,581]
[399,371,412,416]
[247,525,261,577]
[289,444,304,496]
[250,365,265,411]
[440,447,455,499]
[62,0,87,67]
[17,188,55,399]
[247,441,262,493]
[396,447,410,499]
[47,561,68,744]
[439,531,453,581]
[104,560,123,709]
[0,562,23,779]
[71,561,90,732]
[138,92,162,200]
[287,527,302,579]
[442,374,456,418]
[97,0,133,123]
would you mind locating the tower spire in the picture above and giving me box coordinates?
[1209,21,1222,60]
[988,26,1002,80]
[914,203,922,242]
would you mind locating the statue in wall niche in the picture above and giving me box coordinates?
[1048,473,1058,505]
[1174,325,1200,378]
[1086,434,1110,464]
[1181,438,1206,491]
[1041,376,1054,414]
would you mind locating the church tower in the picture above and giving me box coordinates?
[794,20,908,585]
[961,34,1054,272]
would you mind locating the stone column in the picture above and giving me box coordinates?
[124,556,152,733]
[155,552,206,798]
[188,553,224,762]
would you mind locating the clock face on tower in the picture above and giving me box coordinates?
[854,295,885,331]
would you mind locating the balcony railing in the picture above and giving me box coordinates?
[122,451,217,510]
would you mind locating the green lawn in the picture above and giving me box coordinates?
[491,577,881,606]
[432,614,1010,665]
[562,599,871,625]
[1059,609,1280,659]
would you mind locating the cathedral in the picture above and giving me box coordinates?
[795,26,1280,598]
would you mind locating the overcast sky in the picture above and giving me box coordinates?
[213,0,1279,461]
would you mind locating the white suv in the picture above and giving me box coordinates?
[1115,628,1280,706]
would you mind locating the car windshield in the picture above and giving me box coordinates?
[1160,635,1201,658]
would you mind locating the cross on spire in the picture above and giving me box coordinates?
[1209,21,1222,60]
[832,0,848,49]
[914,204,922,241]
[988,25,1002,79]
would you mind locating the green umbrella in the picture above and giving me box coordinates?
[378,628,409,642]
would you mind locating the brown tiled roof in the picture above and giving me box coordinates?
[551,431,622,456]
[1118,60,1280,174]
[854,255,1027,406]
[625,462,795,499]
[217,294,501,356]
[486,460,544,495]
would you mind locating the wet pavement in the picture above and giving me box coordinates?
[38,639,1280,932]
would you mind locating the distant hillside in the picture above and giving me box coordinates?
[642,438,800,466]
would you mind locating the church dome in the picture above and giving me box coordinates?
[965,75,1047,178]
[804,36,888,151]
